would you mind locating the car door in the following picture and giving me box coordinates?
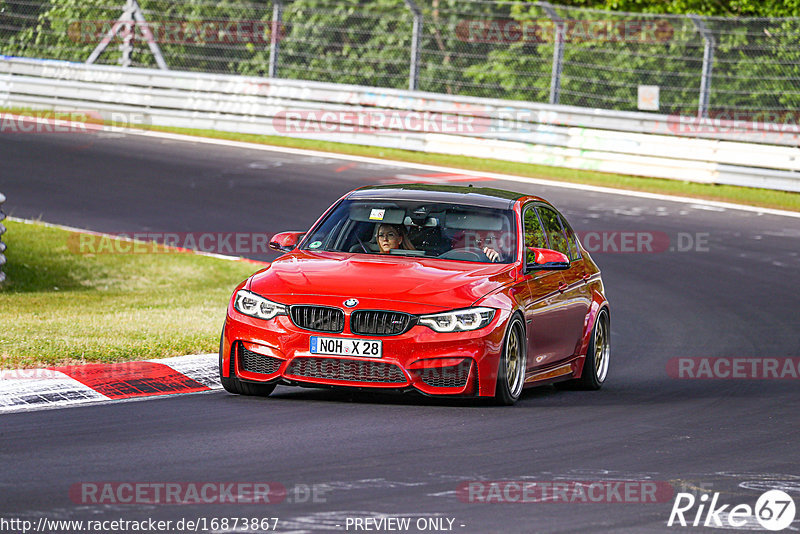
[520,204,568,373]
[534,205,592,366]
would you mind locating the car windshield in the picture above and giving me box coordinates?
[300,199,517,263]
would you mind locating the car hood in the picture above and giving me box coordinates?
[247,251,515,312]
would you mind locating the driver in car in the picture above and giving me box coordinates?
[377,224,415,253]
[483,246,501,262]
[446,229,503,262]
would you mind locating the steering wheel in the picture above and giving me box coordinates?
[437,248,490,262]
[354,234,370,253]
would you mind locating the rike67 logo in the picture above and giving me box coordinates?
[668,490,796,531]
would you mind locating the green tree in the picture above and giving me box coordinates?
[238,0,412,85]
[1,0,797,111]
[1,0,271,73]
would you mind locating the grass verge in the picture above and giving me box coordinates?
[3,107,797,212]
[0,220,259,368]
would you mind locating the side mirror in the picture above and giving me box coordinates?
[525,247,570,271]
[269,231,305,253]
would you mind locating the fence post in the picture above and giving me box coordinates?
[689,14,715,118]
[268,0,283,78]
[403,0,422,91]
[0,192,6,284]
[540,2,566,105]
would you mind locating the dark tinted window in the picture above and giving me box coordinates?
[523,206,548,266]
[536,206,570,258]
[523,207,548,248]
[558,213,581,261]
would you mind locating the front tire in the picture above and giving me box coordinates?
[219,332,276,397]
[495,316,527,405]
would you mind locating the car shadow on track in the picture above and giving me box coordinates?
[220,383,572,408]
[218,377,798,408]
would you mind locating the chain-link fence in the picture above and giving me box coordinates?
[1,0,799,115]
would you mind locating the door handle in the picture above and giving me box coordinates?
[582,273,591,283]
[558,281,567,293]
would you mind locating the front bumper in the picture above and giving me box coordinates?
[221,308,510,397]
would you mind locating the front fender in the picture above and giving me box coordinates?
[574,284,609,377]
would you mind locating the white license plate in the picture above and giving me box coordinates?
[310,336,382,358]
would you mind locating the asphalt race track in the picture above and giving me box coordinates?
[1,129,799,533]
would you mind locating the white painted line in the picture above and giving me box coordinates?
[126,128,800,219]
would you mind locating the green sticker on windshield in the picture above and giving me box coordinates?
[309,241,322,249]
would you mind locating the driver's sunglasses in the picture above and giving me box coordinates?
[377,232,398,240]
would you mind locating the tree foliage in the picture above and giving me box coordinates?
[0,0,797,112]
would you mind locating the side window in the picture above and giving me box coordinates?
[523,206,548,265]
[523,207,548,248]
[536,206,570,258]
[558,214,581,261]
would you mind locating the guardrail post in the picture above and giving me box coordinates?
[689,14,715,118]
[268,0,283,78]
[540,2,566,105]
[0,192,6,284]
[403,0,422,91]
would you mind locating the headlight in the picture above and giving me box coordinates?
[418,307,495,332]
[233,290,287,320]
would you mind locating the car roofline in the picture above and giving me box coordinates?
[348,183,541,210]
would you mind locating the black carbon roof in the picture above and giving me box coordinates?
[349,184,528,209]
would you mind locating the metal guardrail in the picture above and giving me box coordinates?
[1,57,799,192]
[0,192,6,284]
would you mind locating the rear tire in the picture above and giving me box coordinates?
[494,316,526,406]
[219,332,276,397]
[558,309,610,390]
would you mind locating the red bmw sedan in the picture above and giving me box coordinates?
[220,184,610,405]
